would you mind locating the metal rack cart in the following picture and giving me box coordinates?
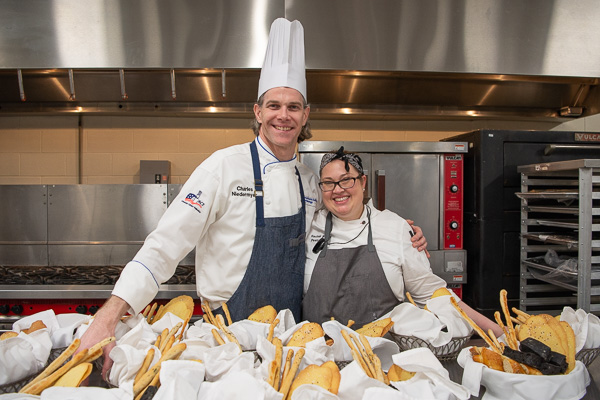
[517,159,600,314]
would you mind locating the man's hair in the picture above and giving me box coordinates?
[251,93,312,142]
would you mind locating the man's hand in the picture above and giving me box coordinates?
[76,296,130,381]
[407,219,430,258]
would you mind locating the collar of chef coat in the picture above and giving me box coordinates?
[255,136,299,175]
[322,200,373,248]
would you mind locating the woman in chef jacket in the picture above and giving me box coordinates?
[302,147,502,337]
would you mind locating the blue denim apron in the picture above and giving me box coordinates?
[213,141,306,322]
[302,208,399,327]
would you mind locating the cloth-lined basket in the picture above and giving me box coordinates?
[389,332,472,361]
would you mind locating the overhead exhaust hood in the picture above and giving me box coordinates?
[1,0,599,121]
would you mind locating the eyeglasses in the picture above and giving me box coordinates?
[318,176,361,192]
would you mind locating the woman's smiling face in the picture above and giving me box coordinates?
[320,159,367,221]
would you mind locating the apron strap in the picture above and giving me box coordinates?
[319,212,333,258]
[289,167,306,247]
[319,206,375,257]
[366,206,376,252]
[249,141,265,227]
[295,166,306,214]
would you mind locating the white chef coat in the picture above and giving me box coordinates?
[113,137,321,314]
[304,199,445,307]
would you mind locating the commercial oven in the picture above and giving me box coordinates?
[0,184,196,326]
[298,141,468,296]
[444,129,600,318]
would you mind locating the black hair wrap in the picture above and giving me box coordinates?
[319,146,364,175]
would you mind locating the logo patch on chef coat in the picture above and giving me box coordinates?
[182,190,205,213]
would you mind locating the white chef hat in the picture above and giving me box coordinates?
[257,18,307,101]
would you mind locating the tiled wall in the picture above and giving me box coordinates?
[0,115,559,185]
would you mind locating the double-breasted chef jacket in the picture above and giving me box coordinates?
[113,137,321,316]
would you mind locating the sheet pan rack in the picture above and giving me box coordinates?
[517,159,600,314]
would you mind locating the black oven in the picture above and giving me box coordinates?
[445,129,600,318]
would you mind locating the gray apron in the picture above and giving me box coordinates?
[302,208,399,327]
[213,141,306,322]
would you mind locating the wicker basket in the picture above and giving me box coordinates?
[335,360,352,370]
[0,372,38,394]
[0,347,66,394]
[576,347,600,367]
[48,346,67,364]
[389,332,472,361]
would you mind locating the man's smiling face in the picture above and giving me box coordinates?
[253,87,309,160]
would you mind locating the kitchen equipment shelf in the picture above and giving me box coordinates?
[521,232,579,247]
[518,159,600,314]
[515,191,580,201]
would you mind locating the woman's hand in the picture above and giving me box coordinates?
[406,219,430,258]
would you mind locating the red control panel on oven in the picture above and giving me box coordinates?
[443,154,463,249]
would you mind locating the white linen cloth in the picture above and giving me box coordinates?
[201,342,254,382]
[389,304,448,346]
[425,296,472,339]
[321,320,398,370]
[108,343,159,390]
[13,310,60,334]
[152,360,205,400]
[457,346,590,400]
[12,310,90,349]
[107,314,176,389]
[390,348,469,400]
[389,294,471,348]
[337,361,390,400]
[560,306,600,351]
[38,386,131,400]
[0,329,52,385]
[0,394,40,400]
[52,314,91,348]
[119,315,159,347]
[361,386,426,400]
[178,337,212,361]
[290,385,339,400]
[186,321,224,348]
[198,370,282,400]
[149,312,185,335]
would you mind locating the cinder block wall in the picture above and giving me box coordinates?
[0,115,559,185]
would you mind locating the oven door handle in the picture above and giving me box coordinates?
[544,144,600,155]
[375,170,385,210]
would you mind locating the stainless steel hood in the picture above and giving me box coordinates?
[1,0,599,121]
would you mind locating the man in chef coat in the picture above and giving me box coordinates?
[76,18,317,378]
[77,18,427,378]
